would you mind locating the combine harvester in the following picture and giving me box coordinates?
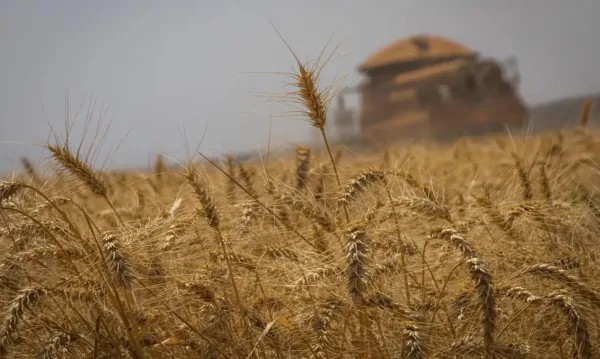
[333,34,529,147]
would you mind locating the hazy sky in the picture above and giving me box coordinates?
[1,0,599,173]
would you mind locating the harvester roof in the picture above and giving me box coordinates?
[359,35,477,72]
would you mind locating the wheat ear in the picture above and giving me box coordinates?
[402,323,423,359]
[312,298,343,359]
[154,152,167,180]
[521,264,600,306]
[20,157,41,183]
[38,332,79,359]
[337,169,385,207]
[47,144,107,197]
[0,181,21,204]
[579,98,593,127]
[102,234,134,290]
[47,144,123,223]
[225,155,236,201]
[0,286,47,356]
[429,228,495,354]
[199,152,317,250]
[548,293,592,359]
[466,257,496,355]
[391,170,439,204]
[538,162,552,202]
[238,163,256,197]
[345,224,372,353]
[512,153,532,201]
[296,145,311,191]
[184,165,247,331]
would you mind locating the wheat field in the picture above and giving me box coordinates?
[1,51,600,359]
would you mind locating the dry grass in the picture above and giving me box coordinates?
[2,46,600,359]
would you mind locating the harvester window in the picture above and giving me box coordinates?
[464,74,477,92]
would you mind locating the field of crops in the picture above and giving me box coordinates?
[1,55,599,359]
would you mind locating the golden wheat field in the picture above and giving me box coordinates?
[2,53,600,359]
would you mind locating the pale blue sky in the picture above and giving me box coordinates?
[1,0,599,172]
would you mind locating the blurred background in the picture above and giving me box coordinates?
[1,0,599,173]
